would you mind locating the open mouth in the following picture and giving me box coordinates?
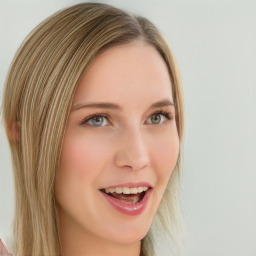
[100,186,150,204]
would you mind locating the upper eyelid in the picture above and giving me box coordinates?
[151,109,173,115]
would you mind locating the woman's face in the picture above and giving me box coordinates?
[55,41,179,247]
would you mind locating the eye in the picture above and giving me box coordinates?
[82,115,109,127]
[147,111,172,125]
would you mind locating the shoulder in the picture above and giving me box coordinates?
[0,239,12,256]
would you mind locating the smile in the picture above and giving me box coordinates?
[100,184,152,216]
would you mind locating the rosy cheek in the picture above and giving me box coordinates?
[60,139,94,178]
[58,128,112,184]
[161,140,179,166]
[55,133,102,205]
[152,134,179,179]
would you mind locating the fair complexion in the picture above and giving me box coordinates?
[55,40,179,256]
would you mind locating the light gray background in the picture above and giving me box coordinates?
[0,0,255,255]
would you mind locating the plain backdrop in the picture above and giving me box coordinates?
[0,1,256,256]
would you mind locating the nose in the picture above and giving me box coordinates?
[114,127,150,171]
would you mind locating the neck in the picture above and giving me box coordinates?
[60,235,141,256]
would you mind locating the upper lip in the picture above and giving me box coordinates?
[100,182,153,189]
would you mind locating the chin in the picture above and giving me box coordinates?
[107,230,147,245]
[100,217,153,245]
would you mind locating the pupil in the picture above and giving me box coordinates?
[92,116,104,126]
[151,114,160,124]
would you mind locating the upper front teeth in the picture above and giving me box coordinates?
[104,187,149,194]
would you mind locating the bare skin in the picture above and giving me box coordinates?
[55,40,179,256]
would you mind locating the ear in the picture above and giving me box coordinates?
[6,121,20,142]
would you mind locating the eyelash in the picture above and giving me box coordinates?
[151,110,173,122]
[80,113,109,126]
[80,110,174,127]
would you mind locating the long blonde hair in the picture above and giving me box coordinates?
[2,3,184,256]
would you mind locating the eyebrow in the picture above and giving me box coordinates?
[71,98,175,111]
[150,99,175,108]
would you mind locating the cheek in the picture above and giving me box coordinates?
[146,129,179,212]
[59,132,109,177]
[55,130,111,202]
[151,131,179,183]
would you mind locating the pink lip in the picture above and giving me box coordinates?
[100,188,152,216]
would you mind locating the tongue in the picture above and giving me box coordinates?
[110,192,142,204]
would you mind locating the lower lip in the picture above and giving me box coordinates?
[101,189,152,216]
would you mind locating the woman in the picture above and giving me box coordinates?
[1,3,184,256]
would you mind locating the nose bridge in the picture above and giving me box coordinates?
[114,124,150,171]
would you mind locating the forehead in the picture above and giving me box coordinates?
[73,40,173,106]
